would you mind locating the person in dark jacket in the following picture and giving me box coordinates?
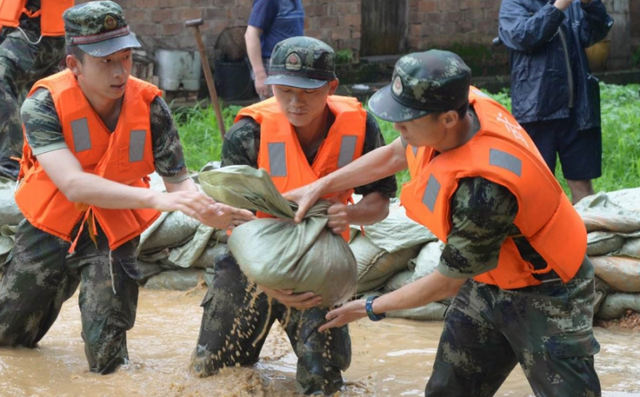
[499,0,613,203]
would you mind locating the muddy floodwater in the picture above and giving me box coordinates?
[1,288,639,397]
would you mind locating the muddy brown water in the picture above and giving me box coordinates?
[1,288,639,397]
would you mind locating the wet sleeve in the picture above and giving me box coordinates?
[437,177,519,279]
[149,96,189,183]
[20,88,69,156]
[578,0,614,47]
[352,112,398,199]
[498,0,565,52]
[221,117,261,168]
[248,0,278,31]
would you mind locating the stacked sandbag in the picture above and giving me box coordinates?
[351,232,421,294]
[0,177,22,268]
[351,199,438,294]
[575,189,640,319]
[137,173,227,288]
[199,165,357,307]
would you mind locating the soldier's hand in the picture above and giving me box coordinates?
[327,201,349,235]
[258,285,322,309]
[318,299,367,332]
[283,181,326,223]
[152,190,216,219]
[199,202,256,230]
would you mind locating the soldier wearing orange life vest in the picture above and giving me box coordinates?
[0,1,253,375]
[192,37,397,395]
[0,0,74,180]
[286,50,601,397]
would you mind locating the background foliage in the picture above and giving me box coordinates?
[176,83,640,198]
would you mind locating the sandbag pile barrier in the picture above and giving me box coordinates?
[1,175,640,321]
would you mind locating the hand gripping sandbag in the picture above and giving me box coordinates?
[199,166,357,306]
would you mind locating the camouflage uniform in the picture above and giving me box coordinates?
[0,1,189,375]
[193,37,397,395]
[368,50,601,397]
[0,0,66,180]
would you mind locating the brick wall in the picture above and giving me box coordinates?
[407,0,500,49]
[304,0,362,57]
[406,0,507,75]
[95,0,632,74]
[94,0,252,53]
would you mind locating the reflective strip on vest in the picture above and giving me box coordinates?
[338,135,357,168]
[422,174,441,212]
[129,129,146,162]
[71,117,91,152]
[268,142,287,177]
[489,148,522,177]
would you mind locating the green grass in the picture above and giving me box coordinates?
[172,102,241,172]
[176,83,640,197]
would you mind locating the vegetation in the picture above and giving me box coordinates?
[176,83,640,197]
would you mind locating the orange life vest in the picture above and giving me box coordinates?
[16,69,161,250]
[0,0,73,36]
[400,87,587,289]
[235,96,367,241]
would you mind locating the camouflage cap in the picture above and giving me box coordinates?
[369,50,471,122]
[63,1,140,57]
[265,36,337,89]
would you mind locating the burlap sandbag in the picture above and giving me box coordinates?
[351,232,420,294]
[590,256,640,293]
[597,293,640,320]
[199,166,357,306]
[0,177,22,227]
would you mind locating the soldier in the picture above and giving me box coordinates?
[0,0,74,180]
[0,1,254,374]
[192,36,397,394]
[286,50,601,397]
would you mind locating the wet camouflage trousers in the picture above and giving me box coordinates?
[0,27,65,178]
[426,256,601,397]
[193,248,351,395]
[0,219,140,374]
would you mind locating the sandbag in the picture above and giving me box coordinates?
[384,269,414,292]
[602,187,640,213]
[199,166,357,306]
[409,241,444,279]
[351,232,420,294]
[576,192,640,233]
[597,293,640,320]
[144,269,204,291]
[587,233,626,256]
[0,177,22,227]
[615,238,640,259]
[0,225,17,268]
[355,199,437,253]
[591,256,640,293]
[138,211,201,254]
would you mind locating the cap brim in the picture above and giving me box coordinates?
[265,74,328,89]
[368,84,431,122]
[78,32,141,57]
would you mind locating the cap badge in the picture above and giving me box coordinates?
[285,52,302,71]
[103,14,118,31]
[392,76,404,96]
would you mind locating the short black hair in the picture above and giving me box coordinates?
[430,101,469,121]
[65,45,85,62]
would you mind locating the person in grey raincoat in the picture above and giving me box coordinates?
[499,0,613,203]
